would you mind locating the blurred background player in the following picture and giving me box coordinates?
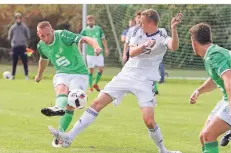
[122,11,141,64]
[35,21,101,147]
[189,23,231,153]
[48,9,182,153]
[8,12,31,80]
[121,19,135,43]
[81,15,109,92]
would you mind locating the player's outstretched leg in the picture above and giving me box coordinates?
[220,130,231,147]
[48,93,113,147]
[141,107,181,153]
[41,84,68,117]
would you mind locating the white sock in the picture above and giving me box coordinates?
[68,107,98,141]
[148,125,167,152]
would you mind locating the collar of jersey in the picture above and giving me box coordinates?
[203,44,214,59]
[87,25,95,29]
[146,30,160,37]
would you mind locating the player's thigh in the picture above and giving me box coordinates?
[96,55,104,68]
[100,75,129,106]
[133,80,156,108]
[86,55,96,69]
[53,73,70,95]
[69,74,88,92]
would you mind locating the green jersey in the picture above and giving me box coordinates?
[204,44,231,101]
[81,25,105,56]
[37,30,88,75]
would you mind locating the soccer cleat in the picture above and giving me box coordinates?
[41,106,65,117]
[9,76,15,80]
[220,130,231,146]
[48,126,72,148]
[93,84,101,92]
[52,138,62,148]
[160,151,182,153]
[25,76,29,80]
[155,91,159,95]
[89,88,93,93]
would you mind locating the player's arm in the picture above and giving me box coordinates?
[129,40,155,57]
[167,13,183,51]
[190,78,217,104]
[80,36,101,55]
[221,70,231,112]
[101,38,109,56]
[35,45,49,82]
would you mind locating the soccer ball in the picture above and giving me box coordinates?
[68,89,87,109]
[3,71,11,79]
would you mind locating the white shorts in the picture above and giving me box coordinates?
[86,55,104,68]
[208,99,231,126]
[53,73,88,92]
[100,72,156,108]
[216,103,231,126]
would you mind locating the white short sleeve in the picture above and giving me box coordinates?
[160,28,171,46]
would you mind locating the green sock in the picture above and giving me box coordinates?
[154,82,158,91]
[204,141,218,153]
[95,72,102,85]
[58,110,74,132]
[55,94,68,109]
[202,146,205,153]
[89,73,93,88]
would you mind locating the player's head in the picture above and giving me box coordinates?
[140,9,159,33]
[14,12,22,24]
[135,10,142,25]
[189,23,212,56]
[128,19,135,28]
[87,15,95,27]
[37,21,54,45]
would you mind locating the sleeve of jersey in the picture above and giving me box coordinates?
[210,52,231,77]
[161,29,171,47]
[80,29,85,36]
[60,30,83,46]
[37,44,48,60]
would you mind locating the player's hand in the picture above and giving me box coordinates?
[190,90,200,104]
[143,39,156,48]
[171,13,183,29]
[94,47,102,56]
[105,49,109,57]
[35,74,42,83]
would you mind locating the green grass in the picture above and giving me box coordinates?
[0,64,230,153]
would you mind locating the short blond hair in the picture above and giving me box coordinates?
[141,9,160,24]
[37,21,52,30]
[87,15,95,20]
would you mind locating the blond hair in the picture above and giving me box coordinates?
[141,9,160,24]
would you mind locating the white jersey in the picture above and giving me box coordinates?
[121,27,171,81]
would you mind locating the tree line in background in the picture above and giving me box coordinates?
[0,4,230,69]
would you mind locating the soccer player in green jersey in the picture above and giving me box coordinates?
[189,23,231,153]
[35,21,101,147]
[80,15,109,92]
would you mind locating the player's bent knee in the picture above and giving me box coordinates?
[202,130,217,142]
[56,84,69,95]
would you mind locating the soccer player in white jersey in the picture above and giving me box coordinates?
[48,9,183,153]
